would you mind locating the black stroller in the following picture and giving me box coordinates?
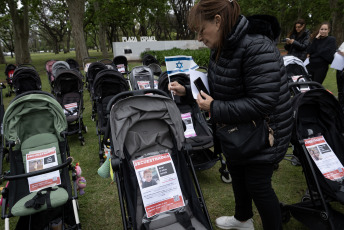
[113,55,129,77]
[107,89,213,229]
[66,58,80,72]
[283,55,313,95]
[4,63,16,97]
[92,69,129,164]
[53,69,87,146]
[86,62,107,94]
[158,71,230,182]
[0,91,81,230]
[281,87,344,230]
[12,66,42,96]
[129,66,155,91]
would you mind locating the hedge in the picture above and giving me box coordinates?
[140,47,210,67]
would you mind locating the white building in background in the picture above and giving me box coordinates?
[112,36,206,61]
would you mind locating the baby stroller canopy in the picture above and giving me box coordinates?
[110,94,185,159]
[3,92,67,144]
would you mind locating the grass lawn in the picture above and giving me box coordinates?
[0,49,342,230]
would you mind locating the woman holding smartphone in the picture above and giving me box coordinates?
[169,0,292,229]
[284,19,310,61]
[306,22,337,84]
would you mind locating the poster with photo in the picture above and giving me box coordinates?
[304,136,344,181]
[291,75,310,93]
[133,152,185,218]
[137,81,151,90]
[26,147,61,192]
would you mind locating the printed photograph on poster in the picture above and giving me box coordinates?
[181,112,197,138]
[133,152,185,218]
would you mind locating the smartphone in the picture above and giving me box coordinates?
[193,77,209,97]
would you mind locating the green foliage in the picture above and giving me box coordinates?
[141,47,210,67]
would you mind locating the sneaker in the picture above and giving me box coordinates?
[215,216,254,230]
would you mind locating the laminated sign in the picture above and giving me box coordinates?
[133,152,185,218]
[304,136,344,182]
[26,147,61,192]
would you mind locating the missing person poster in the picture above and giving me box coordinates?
[64,102,78,116]
[304,136,344,181]
[137,81,151,90]
[133,152,185,218]
[26,147,61,192]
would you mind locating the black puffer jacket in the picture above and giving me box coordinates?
[208,15,293,165]
[284,29,310,61]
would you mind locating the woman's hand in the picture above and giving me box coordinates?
[338,51,344,56]
[168,81,186,96]
[196,91,213,112]
[316,33,321,39]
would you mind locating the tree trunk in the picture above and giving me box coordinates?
[94,1,108,58]
[66,0,89,67]
[7,0,31,64]
[0,43,6,64]
[330,0,344,46]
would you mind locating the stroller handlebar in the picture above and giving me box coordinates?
[2,158,72,181]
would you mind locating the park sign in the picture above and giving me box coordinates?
[122,36,157,42]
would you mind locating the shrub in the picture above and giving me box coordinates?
[141,48,210,67]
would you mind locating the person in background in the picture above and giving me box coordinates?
[306,22,337,84]
[284,18,310,61]
[169,0,292,229]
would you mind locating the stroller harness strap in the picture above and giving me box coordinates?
[24,187,57,210]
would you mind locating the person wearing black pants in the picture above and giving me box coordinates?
[169,1,293,229]
[337,69,344,111]
[306,22,336,84]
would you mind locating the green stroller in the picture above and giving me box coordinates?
[0,91,81,230]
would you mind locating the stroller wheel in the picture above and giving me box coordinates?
[301,194,311,202]
[83,125,88,133]
[80,140,85,146]
[91,115,95,122]
[221,174,232,184]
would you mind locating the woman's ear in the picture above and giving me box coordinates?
[215,15,221,29]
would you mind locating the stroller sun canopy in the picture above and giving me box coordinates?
[3,93,67,143]
[110,94,185,159]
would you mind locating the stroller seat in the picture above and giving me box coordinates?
[11,133,68,217]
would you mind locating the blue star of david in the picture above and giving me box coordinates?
[176,61,183,69]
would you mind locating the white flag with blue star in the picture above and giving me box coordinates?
[165,55,199,76]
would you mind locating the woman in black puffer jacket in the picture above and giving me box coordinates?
[284,18,310,61]
[169,0,292,229]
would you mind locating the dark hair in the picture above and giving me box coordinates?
[287,18,306,38]
[310,22,331,41]
[188,0,240,59]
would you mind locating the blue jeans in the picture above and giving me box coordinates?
[227,163,282,230]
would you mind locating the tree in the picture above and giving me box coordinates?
[5,0,31,64]
[93,1,108,57]
[66,0,88,67]
[0,13,15,58]
[32,0,69,54]
[169,0,194,39]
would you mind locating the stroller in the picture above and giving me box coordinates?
[86,62,107,94]
[53,69,87,146]
[113,55,129,77]
[4,63,16,97]
[142,54,162,78]
[281,87,344,230]
[129,66,155,90]
[158,71,230,182]
[12,66,42,96]
[92,69,129,164]
[0,91,81,230]
[283,55,313,95]
[50,61,71,93]
[66,58,80,72]
[107,89,213,230]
